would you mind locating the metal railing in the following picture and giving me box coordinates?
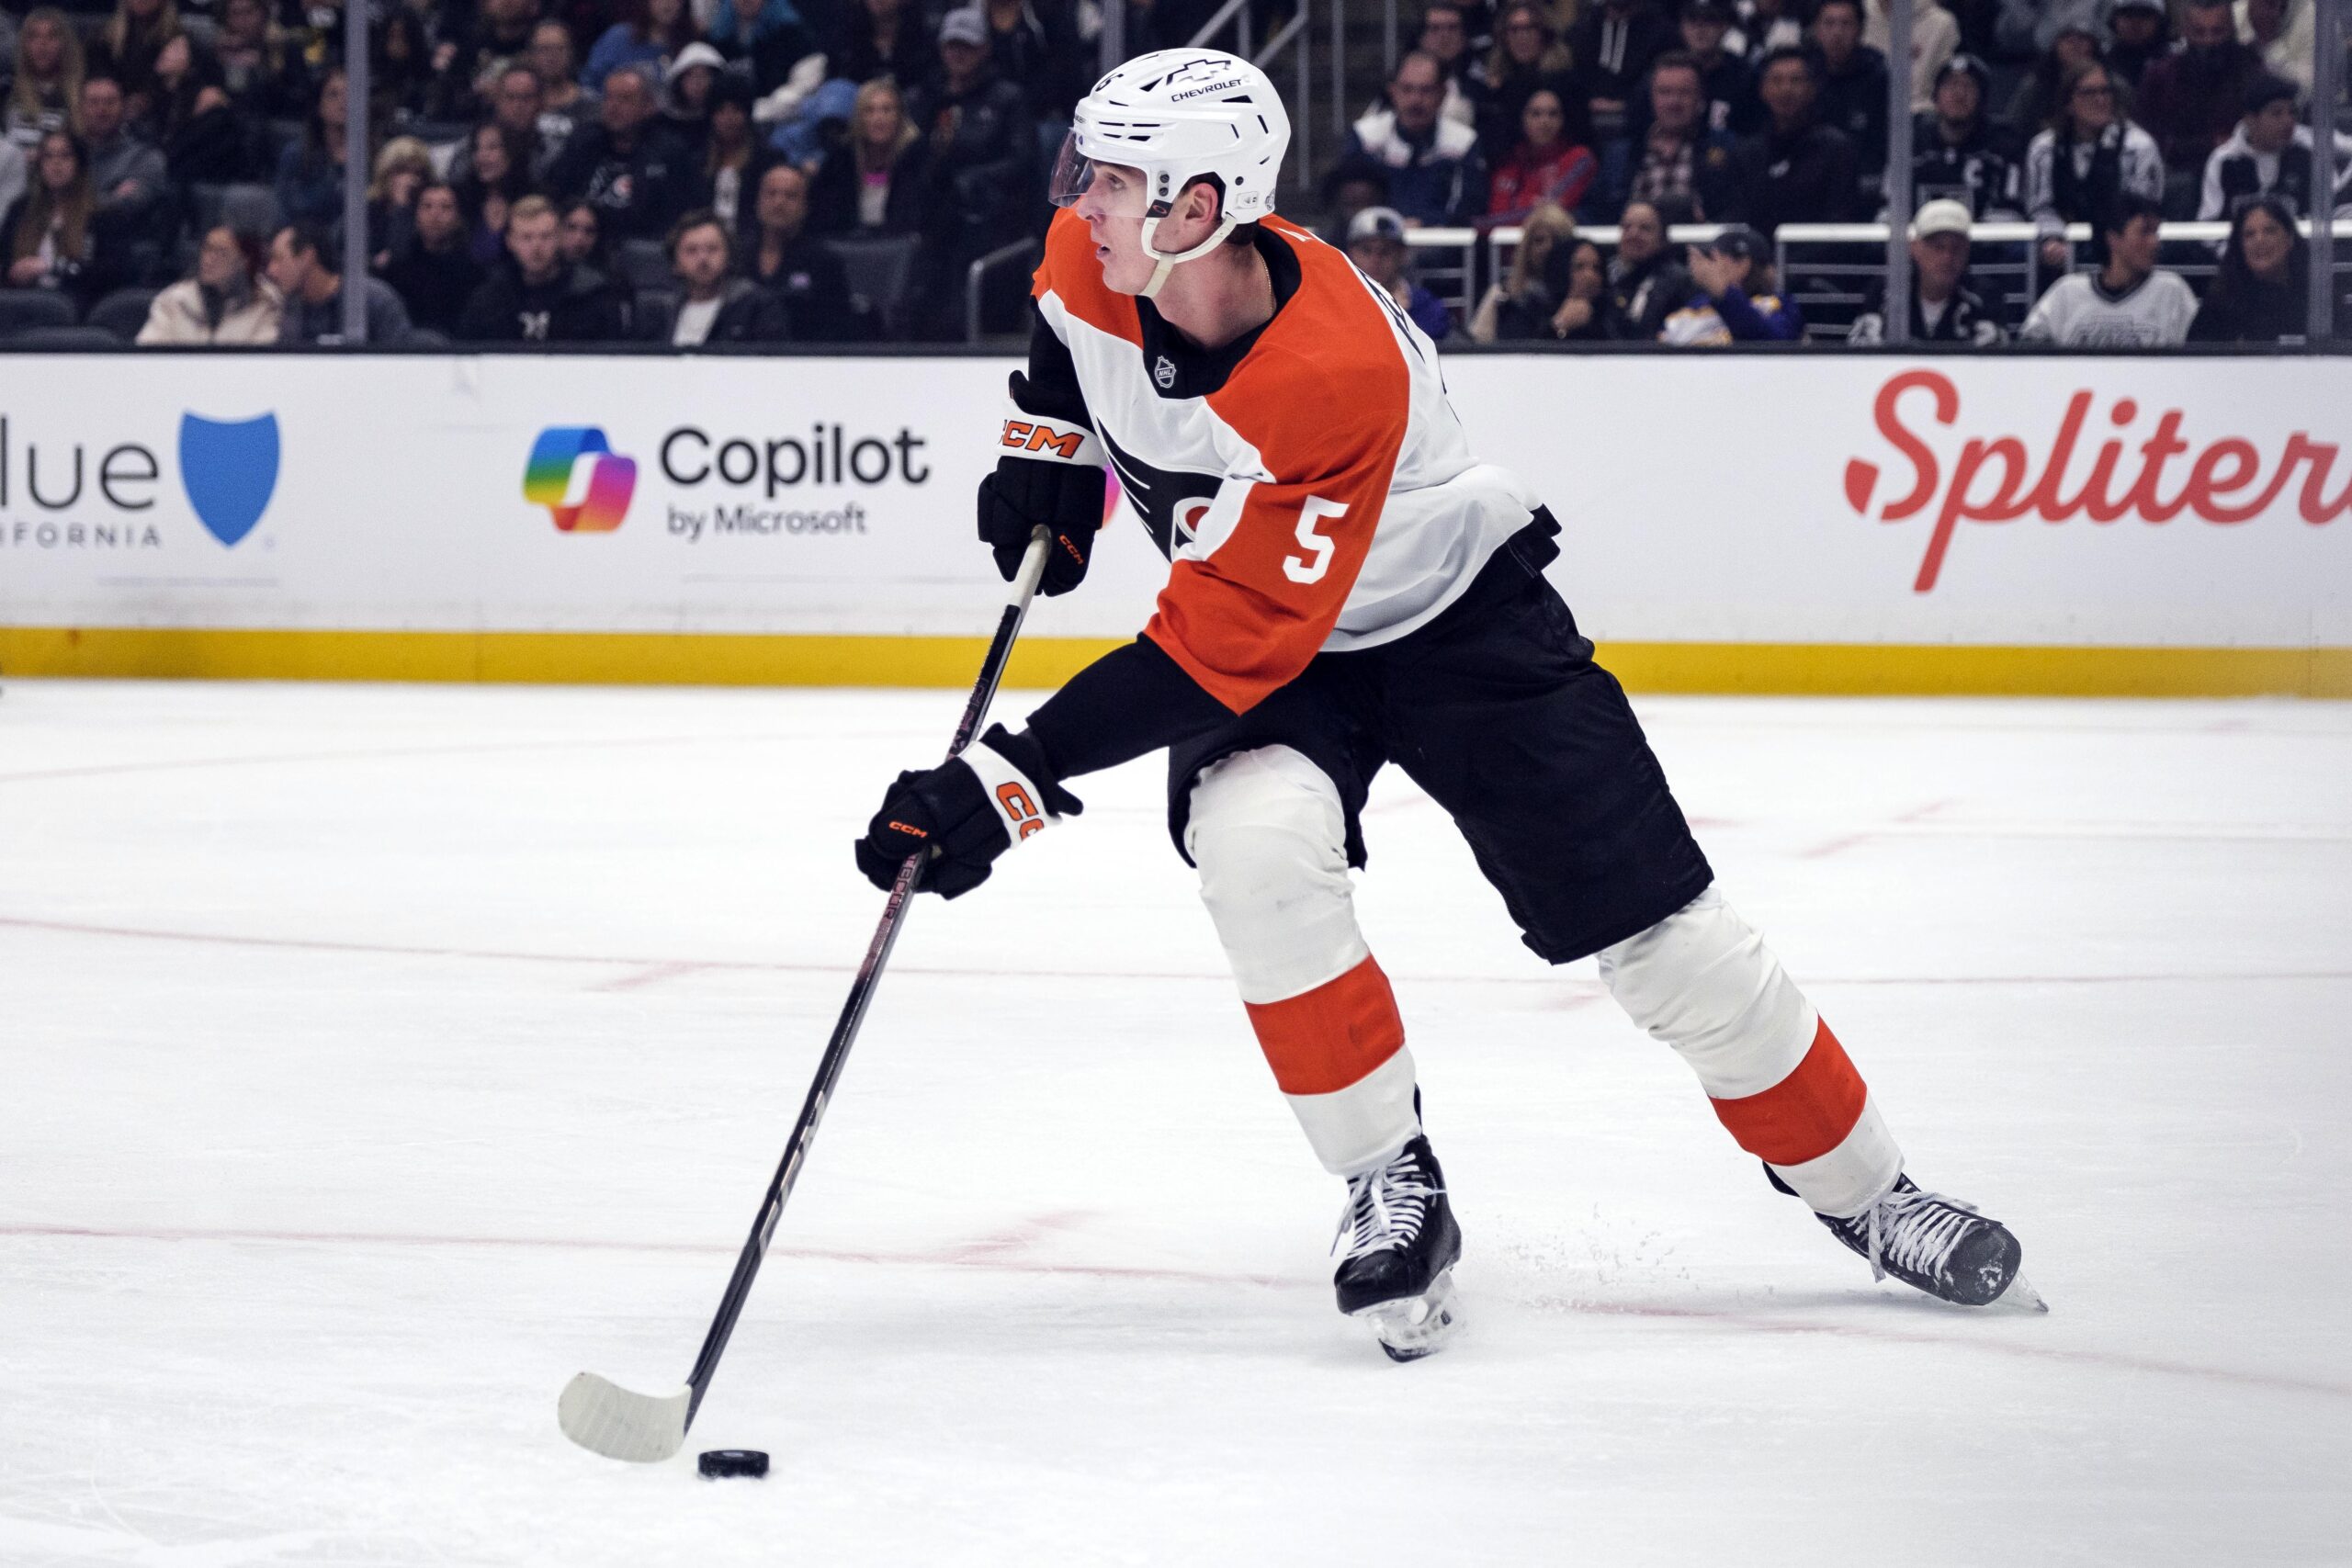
[967,237,1043,344]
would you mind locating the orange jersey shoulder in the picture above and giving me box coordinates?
[1034,207,1141,345]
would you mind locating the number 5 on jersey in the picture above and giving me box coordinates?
[1285,495,1349,584]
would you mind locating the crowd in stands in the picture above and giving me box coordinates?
[0,0,2346,347]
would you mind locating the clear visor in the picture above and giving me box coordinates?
[1048,131,1150,216]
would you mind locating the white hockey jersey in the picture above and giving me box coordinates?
[2018,268,2199,347]
[1028,209,1540,712]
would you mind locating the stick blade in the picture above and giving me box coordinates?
[558,1372,693,1462]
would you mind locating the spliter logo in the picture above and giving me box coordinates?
[178,412,280,547]
[1844,368,2346,592]
[525,426,638,532]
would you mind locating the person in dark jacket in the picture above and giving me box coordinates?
[1592,196,1695,336]
[663,209,786,344]
[2105,0,2171,90]
[807,76,930,236]
[1807,0,1889,173]
[978,0,1091,120]
[2188,192,2310,341]
[1729,46,1863,230]
[2135,0,2267,175]
[1847,197,2007,342]
[741,163,855,337]
[458,193,630,341]
[380,179,484,334]
[2,129,121,310]
[708,0,818,96]
[905,8,1035,339]
[827,0,935,96]
[1569,0,1678,141]
[545,62,697,241]
[1677,0,1758,134]
[1910,53,2019,218]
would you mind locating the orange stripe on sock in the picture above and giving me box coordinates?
[1243,955,1406,1096]
[1708,1017,1868,1166]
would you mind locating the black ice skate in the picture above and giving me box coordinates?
[1333,1134,1464,1361]
[1770,1167,2046,1311]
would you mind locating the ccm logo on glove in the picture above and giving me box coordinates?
[1001,420,1091,461]
[855,727,1082,897]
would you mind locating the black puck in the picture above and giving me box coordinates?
[697,1449,770,1480]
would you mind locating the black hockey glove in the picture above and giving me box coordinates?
[855,725,1083,898]
[979,384,1105,596]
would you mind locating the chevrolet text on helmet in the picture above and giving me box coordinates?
[1050,48,1292,298]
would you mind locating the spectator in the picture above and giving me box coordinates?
[585,0,699,94]
[699,73,768,227]
[1848,196,2006,343]
[2137,0,2267,175]
[905,8,1036,337]
[526,21,601,148]
[1863,0,1958,116]
[373,9,440,123]
[1730,46,1864,231]
[77,72,170,262]
[380,179,483,334]
[212,0,307,124]
[742,163,854,333]
[1912,55,2018,219]
[2004,23,2105,132]
[1478,1,1577,161]
[2018,192,2196,342]
[662,209,786,344]
[2200,73,2352,219]
[1348,51,1487,226]
[368,136,435,267]
[1413,2,1486,131]
[1317,153,1392,246]
[1596,51,1741,220]
[662,41,727,157]
[547,62,696,240]
[1571,0,1679,141]
[2023,59,2164,270]
[429,0,542,123]
[1345,205,1453,340]
[808,76,928,235]
[456,122,536,265]
[458,193,628,340]
[1678,0,1756,135]
[137,223,279,343]
[2237,0,2312,97]
[710,0,818,96]
[1736,0,1806,64]
[1546,236,1615,339]
[555,196,636,327]
[0,139,22,223]
[276,67,356,228]
[7,8,85,150]
[475,63,554,183]
[1996,0,2106,57]
[1598,196,1693,336]
[149,37,263,188]
[2,130,115,308]
[1468,199,1576,339]
[88,0,184,127]
[1809,0,1889,173]
[2109,0,2172,91]
[266,220,412,344]
[828,0,934,96]
[978,0,1092,121]
[1659,222,1801,340]
[1488,87,1598,219]
[2188,190,2309,340]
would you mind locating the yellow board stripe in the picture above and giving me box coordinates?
[0,627,2345,697]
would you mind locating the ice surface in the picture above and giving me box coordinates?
[2,680,2347,1565]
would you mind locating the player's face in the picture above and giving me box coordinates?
[1069,161,1163,294]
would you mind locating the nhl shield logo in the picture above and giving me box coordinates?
[1153,355,1178,389]
[177,412,280,547]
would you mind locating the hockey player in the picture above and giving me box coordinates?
[854,49,2033,1359]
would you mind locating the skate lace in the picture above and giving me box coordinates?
[1332,1148,1438,1262]
[1863,1186,1980,1284]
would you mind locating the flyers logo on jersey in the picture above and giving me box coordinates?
[1001,420,1089,460]
[996,783,1046,839]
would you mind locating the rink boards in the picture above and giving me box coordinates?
[0,352,2344,695]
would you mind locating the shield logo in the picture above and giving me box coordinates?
[178,412,280,547]
[1153,355,1177,389]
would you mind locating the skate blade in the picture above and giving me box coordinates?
[1351,1269,1463,1362]
[1992,1269,2050,1314]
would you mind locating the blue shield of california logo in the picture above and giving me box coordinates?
[177,412,281,547]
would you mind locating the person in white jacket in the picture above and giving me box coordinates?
[2020,192,2199,344]
[136,226,282,345]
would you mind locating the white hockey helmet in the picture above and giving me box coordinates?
[1049,48,1292,296]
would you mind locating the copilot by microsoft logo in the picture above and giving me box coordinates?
[524,426,638,532]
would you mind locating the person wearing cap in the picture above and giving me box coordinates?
[2137,0,2267,175]
[1676,0,1757,135]
[1863,0,1959,115]
[1345,204,1454,340]
[1848,197,2006,343]
[2019,190,2198,343]
[2107,0,2173,90]
[1912,54,2021,219]
[547,62,698,240]
[2199,72,2352,219]
[1657,222,1802,342]
[904,6,1036,338]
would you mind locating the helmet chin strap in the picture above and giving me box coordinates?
[1136,209,1241,300]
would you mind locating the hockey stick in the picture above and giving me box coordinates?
[559,527,1055,1463]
